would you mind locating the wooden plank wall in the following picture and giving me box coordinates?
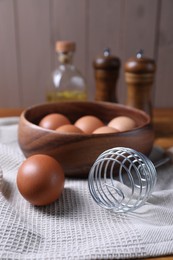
[0,0,172,108]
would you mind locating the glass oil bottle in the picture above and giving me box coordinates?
[47,41,88,102]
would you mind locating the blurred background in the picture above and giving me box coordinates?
[0,0,172,108]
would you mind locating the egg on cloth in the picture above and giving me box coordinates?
[108,116,136,132]
[16,154,65,206]
[39,113,71,130]
[74,115,104,134]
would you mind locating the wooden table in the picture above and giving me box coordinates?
[153,108,173,149]
[0,107,173,260]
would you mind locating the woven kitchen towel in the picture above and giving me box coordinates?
[0,117,173,260]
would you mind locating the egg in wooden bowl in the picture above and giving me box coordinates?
[18,101,154,178]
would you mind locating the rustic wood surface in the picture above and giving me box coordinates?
[153,108,173,149]
[0,0,20,106]
[16,0,51,107]
[0,1,173,108]
[155,0,173,107]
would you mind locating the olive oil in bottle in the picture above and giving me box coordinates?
[47,41,87,102]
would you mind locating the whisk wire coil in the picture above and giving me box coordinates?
[88,147,157,213]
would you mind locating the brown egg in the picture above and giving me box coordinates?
[16,154,65,206]
[74,115,104,134]
[56,124,84,134]
[108,116,136,132]
[93,126,119,134]
[39,113,71,130]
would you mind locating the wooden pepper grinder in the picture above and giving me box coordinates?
[93,48,120,102]
[125,50,156,117]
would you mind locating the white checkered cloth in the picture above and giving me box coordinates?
[0,117,173,259]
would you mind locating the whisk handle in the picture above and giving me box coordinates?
[154,156,171,168]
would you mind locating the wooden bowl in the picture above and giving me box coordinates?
[18,101,154,178]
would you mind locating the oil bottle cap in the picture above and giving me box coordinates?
[55,41,76,53]
[93,48,120,70]
[125,50,156,74]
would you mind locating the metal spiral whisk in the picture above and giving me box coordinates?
[88,147,162,213]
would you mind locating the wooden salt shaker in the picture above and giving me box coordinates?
[125,50,156,117]
[93,48,120,102]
